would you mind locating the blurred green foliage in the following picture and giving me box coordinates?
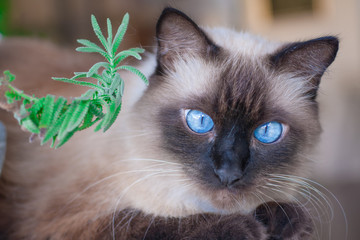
[0,0,10,35]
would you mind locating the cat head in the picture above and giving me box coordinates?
[131,8,338,215]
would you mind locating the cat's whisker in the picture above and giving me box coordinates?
[142,215,155,240]
[269,174,348,240]
[297,152,320,163]
[111,132,153,140]
[268,177,337,239]
[260,184,303,219]
[111,209,139,240]
[267,181,329,225]
[268,174,335,220]
[92,132,154,142]
[228,194,243,212]
[266,178,332,222]
[115,158,183,166]
[61,165,184,213]
[255,189,296,234]
[111,170,187,236]
[261,183,322,240]
[251,190,273,221]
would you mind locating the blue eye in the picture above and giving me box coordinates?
[186,110,214,134]
[254,121,283,143]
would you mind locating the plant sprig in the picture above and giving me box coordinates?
[0,13,147,148]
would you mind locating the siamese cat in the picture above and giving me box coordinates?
[0,8,338,239]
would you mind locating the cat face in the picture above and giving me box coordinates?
[133,8,338,214]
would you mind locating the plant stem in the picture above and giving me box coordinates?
[7,84,37,102]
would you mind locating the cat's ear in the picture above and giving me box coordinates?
[156,8,218,70]
[269,36,339,97]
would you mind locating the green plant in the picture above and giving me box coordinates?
[0,14,147,148]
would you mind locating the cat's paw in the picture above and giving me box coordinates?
[187,214,267,240]
[254,202,313,240]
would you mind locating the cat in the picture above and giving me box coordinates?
[0,7,338,239]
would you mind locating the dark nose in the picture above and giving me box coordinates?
[214,166,242,187]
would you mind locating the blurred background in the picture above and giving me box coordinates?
[0,0,359,239]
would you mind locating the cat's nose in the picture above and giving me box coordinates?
[214,167,242,187]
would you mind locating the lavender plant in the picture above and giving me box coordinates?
[0,14,147,148]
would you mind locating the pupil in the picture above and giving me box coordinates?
[201,116,204,125]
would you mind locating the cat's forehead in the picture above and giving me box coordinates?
[163,29,280,98]
[156,55,268,130]
[204,28,281,57]
[155,29,313,123]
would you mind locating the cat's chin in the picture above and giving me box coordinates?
[202,188,261,215]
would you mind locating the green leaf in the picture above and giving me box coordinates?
[112,13,129,55]
[116,65,148,85]
[77,39,105,54]
[87,62,111,78]
[52,97,67,121]
[19,103,28,117]
[39,94,55,128]
[76,89,95,100]
[50,135,57,148]
[103,102,121,131]
[42,113,66,145]
[4,70,15,83]
[116,49,143,59]
[66,100,91,133]
[28,98,45,126]
[1,14,148,148]
[55,128,77,148]
[78,104,103,131]
[21,116,40,134]
[72,72,87,78]
[89,101,104,118]
[91,15,109,52]
[109,72,121,93]
[52,77,103,91]
[75,47,110,61]
[72,71,107,85]
[4,90,15,103]
[114,49,143,65]
[94,99,115,132]
[107,18,113,46]
[78,107,95,130]
[57,102,78,140]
